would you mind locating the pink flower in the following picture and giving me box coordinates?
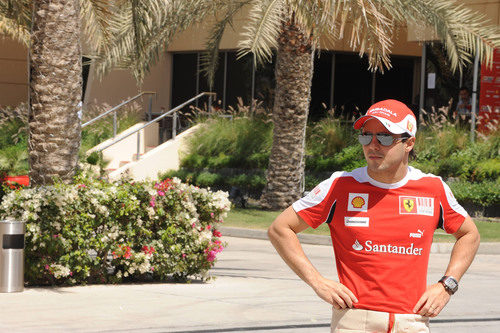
[151,267,155,272]
[69,271,73,276]
[212,229,222,238]
[207,250,217,262]
[158,190,165,196]
[52,234,59,238]
[191,223,196,229]
[210,212,215,218]
[77,184,87,188]
[142,246,155,255]
[182,253,186,259]
[45,264,49,270]
[207,225,211,230]
[150,196,156,207]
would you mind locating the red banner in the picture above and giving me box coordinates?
[478,48,500,133]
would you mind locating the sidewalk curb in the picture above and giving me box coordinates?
[219,226,500,254]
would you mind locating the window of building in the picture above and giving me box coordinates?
[171,51,417,120]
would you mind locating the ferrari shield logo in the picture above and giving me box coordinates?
[403,199,415,212]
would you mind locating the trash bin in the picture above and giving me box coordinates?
[0,219,25,292]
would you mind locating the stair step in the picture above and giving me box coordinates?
[119,161,130,167]
[145,146,158,153]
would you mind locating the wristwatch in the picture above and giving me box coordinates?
[439,276,458,294]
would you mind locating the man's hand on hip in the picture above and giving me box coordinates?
[413,283,451,317]
[311,276,358,309]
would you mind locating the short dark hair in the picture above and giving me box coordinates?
[401,133,416,161]
[459,87,469,93]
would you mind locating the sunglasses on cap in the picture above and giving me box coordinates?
[358,133,409,146]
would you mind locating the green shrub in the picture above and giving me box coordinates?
[307,116,356,156]
[0,173,231,285]
[160,169,196,183]
[227,173,266,191]
[0,145,28,175]
[181,154,205,170]
[196,171,223,187]
[448,179,500,208]
[307,145,365,172]
[473,159,500,182]
[160,169,266,195]
[0,104,29,175]
[206,153,233,169]
[305,174,323,191]
[182,117,272,169]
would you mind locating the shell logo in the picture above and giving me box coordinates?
[407,121,414,132]
[351,196,365,208]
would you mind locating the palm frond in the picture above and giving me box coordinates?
[289,0,339,49]
[93,0,218,82]
[380,0,500,71]
[201,0,252,89]
[79,0,113,54]
[347,0,394,72]
[237,0,284,65]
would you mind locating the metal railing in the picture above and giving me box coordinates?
[82,91,156,137]
[95,92,216,161]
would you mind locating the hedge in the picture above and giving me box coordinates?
[0,170,231,285]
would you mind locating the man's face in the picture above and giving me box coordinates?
[361,119,414,179]
[459,89,469,101]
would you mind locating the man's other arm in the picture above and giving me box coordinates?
[413,216,480,317]
[268,206,358,309]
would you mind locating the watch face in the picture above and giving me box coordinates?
[445,277,458,291]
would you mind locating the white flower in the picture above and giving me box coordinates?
[49,264,71,279]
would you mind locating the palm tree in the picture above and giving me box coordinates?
[210,0,499,209]
[94,0,498,210]
[0,0,111,185]
[1,0,219,184]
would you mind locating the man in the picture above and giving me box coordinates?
[268,99,480,332]
[455,87,473,127]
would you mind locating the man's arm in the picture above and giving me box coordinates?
[268,206,358,309]
[413,216,480,317]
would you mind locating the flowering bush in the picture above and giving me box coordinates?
[0,175,230,285]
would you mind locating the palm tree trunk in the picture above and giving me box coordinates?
[260,19,313,210]
[29,0,82,185]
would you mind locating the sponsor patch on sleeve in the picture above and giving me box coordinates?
[399,196,434,216]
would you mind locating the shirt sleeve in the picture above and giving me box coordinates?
[292,172,342,229]
[439,178,468,234]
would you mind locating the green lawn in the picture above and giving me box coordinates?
[224,208,500,242]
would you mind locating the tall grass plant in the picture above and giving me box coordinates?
[182,103,273,170]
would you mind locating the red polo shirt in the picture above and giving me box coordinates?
[292,167,467,314]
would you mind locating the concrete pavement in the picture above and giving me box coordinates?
[0,236,499,332]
